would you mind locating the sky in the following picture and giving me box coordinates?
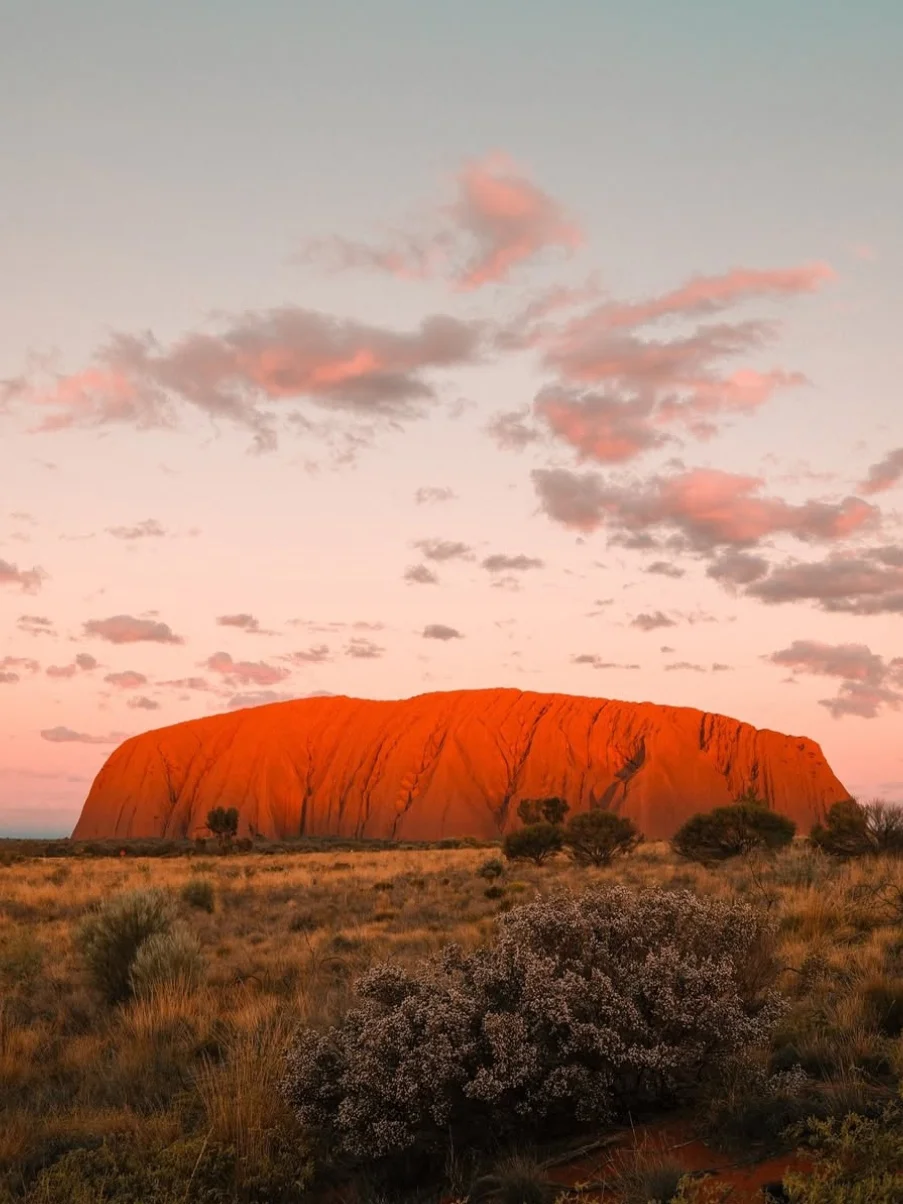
[2,0,902,837]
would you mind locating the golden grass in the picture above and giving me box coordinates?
[1,839,902,1199]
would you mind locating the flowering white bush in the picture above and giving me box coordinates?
[280,885,786,1162]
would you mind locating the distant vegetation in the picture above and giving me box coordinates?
[0,792,901,1202]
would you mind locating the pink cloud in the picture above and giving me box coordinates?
[103,670,149,689]
[533,387,669,464]
[40,726,132,744]
[0,558,47,593]
[766,639,903,719]
[747,547,903,615]
[11,312,484,454]
[300,152,584,290]
[857,448,903,495]
[582,263,835,331]
[531,465,879,550]
[83,615,185,644]
[203,651,291,687]
[450,152,584,289]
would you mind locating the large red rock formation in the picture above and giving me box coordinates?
[72,688,851,842]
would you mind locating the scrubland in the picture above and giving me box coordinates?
[1,836,903,1201]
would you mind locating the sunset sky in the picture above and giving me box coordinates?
[2,1,902,836]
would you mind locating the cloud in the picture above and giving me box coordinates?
[0,558,47,593]
[404,563,439,585]
[485,408,544,452]
[857,448,903,495]
[10,311,484,454]
[44,652,97,679]
[301,151,584,290]
[579,263,835,331]
[104,670,149,689]
[572,654,641,670]
[414,485,456,504]
[127,695,160,710]
[746,547,903,615]
[706,550,772,587]
[16,614,55,636]
[156,676,217,692]
[481,553,544,573]
[532,387,669,464]
[40,726,132,744]
[664,661,707,672]
[631,611,677,631]
[215,613,279,635]
[766,639,903,719]
[645,561,685,578]
[531,465,879,550]
[422,624,464,640]
[224,690,297,711]
[106,519,166,540]
[502,263,833,458]
[277,645,332,665]
[83,615,185,644]
[204,651,291,687]
[345,637,385,659]
[413,538,474,562]
[0,656,41,685]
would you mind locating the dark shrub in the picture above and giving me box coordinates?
[673,803,796,864]
[281,885,785,1166]
[75,889,175,1004]
[181,877,215,913]
[810,798,903,859]
[502,823,564,865]
[476,857,505,881]
[563,810,642,867]
[206,806,239,850]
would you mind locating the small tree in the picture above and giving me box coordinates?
[517,797,571,826]
[673,803,796,865]
[206,806,239,851]
[564,810,642,867]
[503,822,564,866]
[810,798,903,859]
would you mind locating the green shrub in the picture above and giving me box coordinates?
[810,799,903,859]
[75,889,175,1004]
[206,806,239,850]
[181,877,216,913]
[281,885,785,1167]
[782,1095,903,1203]
[468,1151,558,1204]
[476,857,505,881]
[672,803,796,864]
[502,822,563,865]
[129,923,206,999]
[563,809,642,867]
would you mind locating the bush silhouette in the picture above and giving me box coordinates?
[563,810,642,867]
[516,797,571,826]
[206,806,239,850]
[672,800,796,864]
[75,888,176,1003]
[810,798,903,859]
[503,822,564,865]
[281,884,785,1164]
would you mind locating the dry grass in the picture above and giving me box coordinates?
[1,839,902,1200]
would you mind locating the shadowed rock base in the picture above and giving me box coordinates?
[72,688,850,842]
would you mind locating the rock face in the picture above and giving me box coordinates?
[72,688,851,842]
